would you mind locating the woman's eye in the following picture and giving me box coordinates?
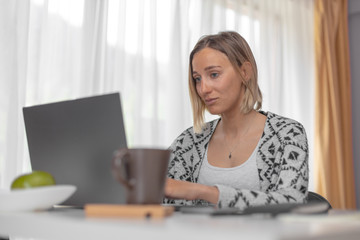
[210,73,219,78]
[193,76,201,82]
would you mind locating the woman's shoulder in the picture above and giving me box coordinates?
[262,111,304,127]
[170,118,219,149]
[261,111,308,144]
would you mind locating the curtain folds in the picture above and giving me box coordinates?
[314,0,356,209]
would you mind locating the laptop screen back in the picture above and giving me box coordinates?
[23,93,127,206]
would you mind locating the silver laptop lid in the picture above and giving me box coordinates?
[23,92,127,206]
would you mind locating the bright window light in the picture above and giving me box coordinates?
[31,0,45,6]
[107,0,118,46]
[124,0,140,55]
[48,0,84,27]
[226,8,235,29]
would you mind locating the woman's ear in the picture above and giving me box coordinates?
[240,62,253,82]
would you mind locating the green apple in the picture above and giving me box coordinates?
[11,171,56,189]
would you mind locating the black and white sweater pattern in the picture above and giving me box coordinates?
[164,111,309,210]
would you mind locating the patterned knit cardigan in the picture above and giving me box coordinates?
[164,111,309,210]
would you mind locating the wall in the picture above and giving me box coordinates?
[349,0,360,208]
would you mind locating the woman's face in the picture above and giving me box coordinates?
[192,47,245,116]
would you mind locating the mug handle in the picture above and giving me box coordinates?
[112,148,135,190]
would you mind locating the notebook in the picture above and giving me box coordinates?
[23,92,127,207]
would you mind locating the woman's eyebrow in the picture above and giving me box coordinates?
[193,66,221,74]
[204,65,221,71]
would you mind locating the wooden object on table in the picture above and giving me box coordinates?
[84,204,174,218]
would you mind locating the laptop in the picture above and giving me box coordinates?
[23,92,127,207]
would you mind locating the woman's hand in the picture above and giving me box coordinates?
[164,178,219,204]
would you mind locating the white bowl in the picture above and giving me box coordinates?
[0,185,76,212]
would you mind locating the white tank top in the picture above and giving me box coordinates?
[197,142,261,191]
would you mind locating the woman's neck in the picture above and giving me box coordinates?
[219,110,255,138]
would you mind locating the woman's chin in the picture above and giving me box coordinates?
[206,108,221,116]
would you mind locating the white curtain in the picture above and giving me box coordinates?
[0,0,314,189]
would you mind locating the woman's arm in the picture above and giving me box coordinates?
[165,178,219,204]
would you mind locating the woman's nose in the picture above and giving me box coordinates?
[199,78,211,94]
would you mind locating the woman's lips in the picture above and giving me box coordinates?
[205,98,218,105]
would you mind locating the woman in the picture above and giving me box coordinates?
[164,31,309,210]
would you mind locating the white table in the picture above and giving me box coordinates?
[1,208,360,240]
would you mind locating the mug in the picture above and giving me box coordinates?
[112,148,170,204]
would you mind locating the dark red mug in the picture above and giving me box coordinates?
[112,148,170,204]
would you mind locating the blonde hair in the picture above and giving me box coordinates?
[189,31,262,133]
